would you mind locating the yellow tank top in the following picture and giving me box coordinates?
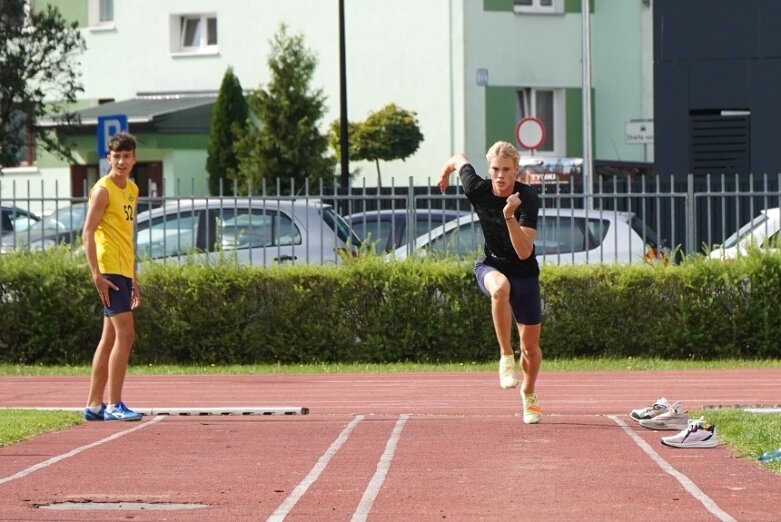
[91,176,138,278]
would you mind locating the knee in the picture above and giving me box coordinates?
[489,282,511,302]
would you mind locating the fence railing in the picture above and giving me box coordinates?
[2,173,781,262]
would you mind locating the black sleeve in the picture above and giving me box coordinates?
[458,163,483,197]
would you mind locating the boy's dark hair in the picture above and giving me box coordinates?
[107,132,137,152]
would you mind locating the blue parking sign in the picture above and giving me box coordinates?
[97,114,128,157]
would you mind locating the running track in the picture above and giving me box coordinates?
[0,369,780,521]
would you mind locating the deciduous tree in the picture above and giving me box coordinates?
[0,0,85,170]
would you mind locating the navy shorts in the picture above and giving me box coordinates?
[474,261,542,325]
[103,274,133,317]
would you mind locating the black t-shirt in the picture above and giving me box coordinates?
[459,163,540,278]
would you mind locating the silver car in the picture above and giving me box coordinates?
[391,208,667,265]
[135,198,362,267]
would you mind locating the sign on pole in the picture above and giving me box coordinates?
[625,119,654,144]
[515,116,546,152]
[97,114,128,175]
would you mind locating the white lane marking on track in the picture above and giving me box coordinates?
[267,415,364,522]
[351,414,408,522]
[608,415,736,522]
[0,416,165,486]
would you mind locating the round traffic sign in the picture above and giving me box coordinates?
[515,117,546,151]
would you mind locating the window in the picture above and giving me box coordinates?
[216,209,301,250]
[136,211,200,259]
[517,88,565,156]
[9,108,35,167]
[513,0,564,14]
[173,14,218,53]
[88,0,114,27]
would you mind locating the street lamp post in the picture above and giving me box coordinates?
[339,0,349,189]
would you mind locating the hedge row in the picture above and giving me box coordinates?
[1,248,780,364]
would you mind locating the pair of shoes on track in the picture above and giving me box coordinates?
[630,397,718,448]
[498,355,542,424]
[83,401,143,422]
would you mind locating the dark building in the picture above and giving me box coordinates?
[654,0,781,178]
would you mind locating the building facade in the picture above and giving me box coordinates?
[2,0,654,211]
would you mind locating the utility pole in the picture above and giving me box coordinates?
[582,0,594,205]
[339,0,350,189]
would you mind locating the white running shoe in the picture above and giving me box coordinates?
[661,417,719,448]
[498,354,518,389]
[522,391,542,424]
[639,403,690,431]
[630,397,679,422]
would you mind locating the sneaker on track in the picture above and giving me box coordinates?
[83,403,106,421]
[639,404,690,431]
[522,391,542,424]
[499,354,518,389]
[103,401,143,422]
[630,397,678,422]
[661,417,718,448]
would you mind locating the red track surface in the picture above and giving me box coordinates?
[1,369,780,521]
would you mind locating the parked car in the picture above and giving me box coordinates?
[345,208,470,254]
[134,198,362,267]
[1,205,40,235]
[391,208,667,265]
[709,207,781,260]
[0,202,87,254]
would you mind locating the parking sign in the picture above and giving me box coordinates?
[97,114,128,157]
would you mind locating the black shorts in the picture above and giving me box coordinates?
[474,261,542,325]
[103,274,133,317]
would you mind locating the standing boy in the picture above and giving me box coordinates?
[437,141,543,424]
[82,132,143,421]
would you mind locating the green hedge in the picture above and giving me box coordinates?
[1,249,780,364]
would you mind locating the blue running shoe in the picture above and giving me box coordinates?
[84,403,106,421]
[103,401,143,421]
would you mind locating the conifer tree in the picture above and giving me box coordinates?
[206,67,248,195]
[235,24,335,195]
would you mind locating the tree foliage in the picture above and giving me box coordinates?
[234,24,335,195]
[0,0,85,169]
[329,103,423,185]
[206,67,248,196]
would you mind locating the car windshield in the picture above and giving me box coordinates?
[629,215,661,248]
[322,207,362,247]
[30,205,87,233]
[721,213,768,248]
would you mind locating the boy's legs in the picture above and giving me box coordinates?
[106,311,135,405]
[86,317,115,409]
[518,323,542,395]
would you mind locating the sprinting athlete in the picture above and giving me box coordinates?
[437,141,543,424]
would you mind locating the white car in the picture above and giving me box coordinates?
[391,208,666,265]
[709,207,781,260]
[135,198,362,267]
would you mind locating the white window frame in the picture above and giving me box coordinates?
[88,0,114,29]
[516,88,566,157]
[513,0,564,15]
[171,14,218,54]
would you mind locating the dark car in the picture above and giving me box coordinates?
[346,208,470,254]
[0,202,87,254]
[1,205,40,235]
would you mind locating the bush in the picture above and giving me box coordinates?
[1,250,780,364]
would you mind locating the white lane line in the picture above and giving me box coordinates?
[266,415,364,522]
[351,414,408,522]
[0,416,165,486]
[608,415,736,522]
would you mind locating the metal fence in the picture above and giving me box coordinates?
[2,173,781,260]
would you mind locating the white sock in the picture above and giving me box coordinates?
[107,403,119,412]
[86,405,102,414]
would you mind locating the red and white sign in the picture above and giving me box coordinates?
[515,116,546,151]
